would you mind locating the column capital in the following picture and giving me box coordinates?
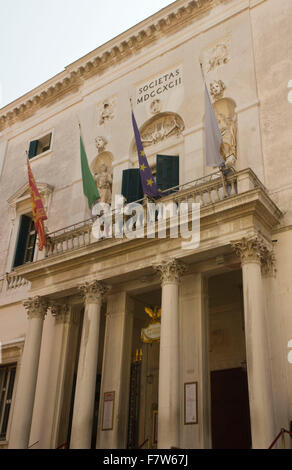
[79,280,109,304]
[153,258,187,284]
[231,235,275,275]
[50,303,71,324]
[23,296,48,320]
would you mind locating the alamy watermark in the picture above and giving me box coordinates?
[91,196,200,250]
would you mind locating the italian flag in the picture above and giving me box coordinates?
[80,134,100,209]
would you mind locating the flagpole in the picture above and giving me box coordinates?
[199,62,205,81]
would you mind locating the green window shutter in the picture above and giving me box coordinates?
[121,169,144,203]
[156,154,179,193]
[13,214,32,268]
[28,140,39,159]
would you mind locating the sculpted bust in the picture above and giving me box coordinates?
[210,80,225,101]
[95,136,108,153]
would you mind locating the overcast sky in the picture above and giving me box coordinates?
[0,0,175,108]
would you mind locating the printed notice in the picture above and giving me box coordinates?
[102,391,115,431]
[184,382,197,424]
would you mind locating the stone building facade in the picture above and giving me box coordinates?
[0,0,291,449]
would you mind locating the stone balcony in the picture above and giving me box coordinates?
[7,167,283,299]
[38,167,267,258]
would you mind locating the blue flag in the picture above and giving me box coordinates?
[131,110,161,199]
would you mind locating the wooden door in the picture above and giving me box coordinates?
[211,368,252,449]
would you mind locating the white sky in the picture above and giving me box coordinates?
[0,0,175,109]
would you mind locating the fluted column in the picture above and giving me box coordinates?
[154,259,186,449]
[70,280,108,449]
[231,236,275,448]
[9,296,48,449]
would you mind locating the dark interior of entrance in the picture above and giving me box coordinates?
[127,288,161,449]
[208,270,252,449]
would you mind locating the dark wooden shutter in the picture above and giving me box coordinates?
[156,155,179,193]
[121,169,144,203]
[13,214,31,268]
[28,140,39,159]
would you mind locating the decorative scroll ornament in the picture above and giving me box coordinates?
[153,258,187,284]
[23,296,48,319]
[141,306,161,344]
[201,37,231,75]
[231,236,276,276]
[79,280,109,303]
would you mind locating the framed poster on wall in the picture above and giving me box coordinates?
[102,391,115,431]
[184,382,198,425]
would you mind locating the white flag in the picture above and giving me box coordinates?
[204,83,225,168]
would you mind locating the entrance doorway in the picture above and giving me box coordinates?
[127,288,161,449]
[211,368,251,448]
[208,270,251,449]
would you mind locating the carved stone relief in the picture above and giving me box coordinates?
[150,99,162,115]
[140,112,184,148]
[97,97,116,125]
[201,36,231,75]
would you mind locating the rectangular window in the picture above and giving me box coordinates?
[28,133,52,159]
[13,214,36,268]
[0,364,16,441]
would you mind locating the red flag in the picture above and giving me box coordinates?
[27,159,48,250]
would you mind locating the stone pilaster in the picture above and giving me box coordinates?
[153,259,186,449]
[9,296,48,449]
